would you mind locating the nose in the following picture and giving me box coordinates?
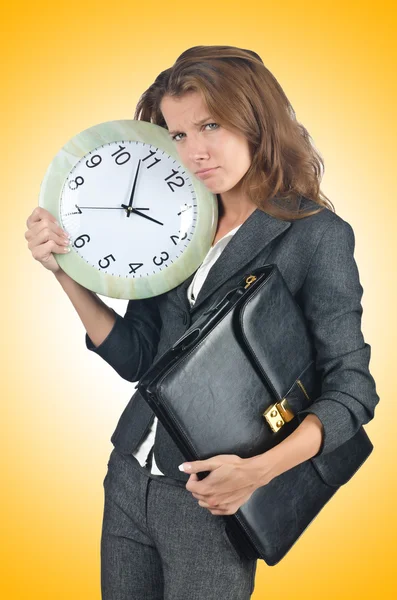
[186,135,210,164]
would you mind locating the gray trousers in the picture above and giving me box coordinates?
[101,447,258,599]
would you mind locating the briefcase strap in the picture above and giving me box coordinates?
[242,273,314,434]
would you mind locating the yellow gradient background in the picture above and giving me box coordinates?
[2,1,395,598]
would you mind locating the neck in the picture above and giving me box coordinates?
[217,193,257,226]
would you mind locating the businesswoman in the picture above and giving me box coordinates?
[25,45,379,599]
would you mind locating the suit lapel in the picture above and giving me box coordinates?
[176,204,295,314]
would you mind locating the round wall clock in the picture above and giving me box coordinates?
[38,119,218,299]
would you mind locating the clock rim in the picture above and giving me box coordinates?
[38,119,218,300]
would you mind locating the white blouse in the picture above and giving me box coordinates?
[132,224,242,475]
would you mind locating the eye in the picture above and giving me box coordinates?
[171,123,219,142]
[171,132,184,142]
[204,123,219,131]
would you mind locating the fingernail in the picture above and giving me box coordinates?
[178,463,185,471]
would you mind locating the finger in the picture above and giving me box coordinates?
[185,473,199,489]
[26,206,58,230]
[198,499,220,508]
[198,501,229,515]
[191,492,205,500]
[28,224,70,253]
[185,474,202,494]
[193,486,249,505]
[26,209,69,240]
[26,213,69,250]
[181,459,218,473]
[211,509,229,515]
[31,237,71,263]
[26,214,66,240]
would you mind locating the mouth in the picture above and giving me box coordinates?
[195,167,219,177]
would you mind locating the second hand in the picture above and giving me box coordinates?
[77,206,150,210]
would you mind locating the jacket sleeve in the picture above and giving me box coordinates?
[85,296,162,382]
[295,217,379,456]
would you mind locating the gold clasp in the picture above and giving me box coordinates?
[263,398,295,432]
[244,275,257,289]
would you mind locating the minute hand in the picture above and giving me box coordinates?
[129,208,164,226]
[125,159,142,218]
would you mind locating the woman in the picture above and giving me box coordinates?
[25,46,379,599]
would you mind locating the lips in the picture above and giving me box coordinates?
[196,167,218,178]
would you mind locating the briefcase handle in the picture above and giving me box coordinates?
[202,264,274,316]
[171,278,260,354]
[171,266,274,355]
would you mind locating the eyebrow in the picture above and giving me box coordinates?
[168,116,213,136]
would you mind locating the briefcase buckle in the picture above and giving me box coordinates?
[244,275,257,289]
[263,399,295,432]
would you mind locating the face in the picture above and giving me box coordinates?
[160,91,252,196]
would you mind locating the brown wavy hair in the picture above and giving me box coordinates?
[134,45,335,221]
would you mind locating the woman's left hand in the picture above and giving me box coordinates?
[182,454,274,515]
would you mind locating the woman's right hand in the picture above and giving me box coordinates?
[25,207,71,273]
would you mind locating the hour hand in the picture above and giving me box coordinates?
[127,207,164,226]
[120,206,150,211]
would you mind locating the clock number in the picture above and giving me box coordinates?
[74,233,90,248]
[86,155,102,168]
[142,150,161,169]
[68,176,84,190]
[99,254,116,269]
[170,231,188,245]
[153,252,169,266]
[128,262,144,274]
[111,145,131,165]
[165,169,185,192]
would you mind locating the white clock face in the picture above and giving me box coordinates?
[60,140,198,279]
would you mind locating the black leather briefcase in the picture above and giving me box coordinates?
[137,264,373,566]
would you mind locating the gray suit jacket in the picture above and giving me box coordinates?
[86,196,379,484]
